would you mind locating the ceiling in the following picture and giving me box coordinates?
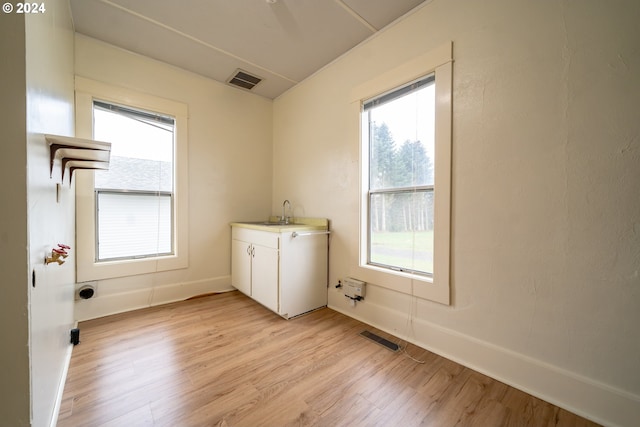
[69,0,427,99]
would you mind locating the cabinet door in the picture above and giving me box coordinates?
[231,239,252,296]
[251,243,279,313]
[279,232,328,318]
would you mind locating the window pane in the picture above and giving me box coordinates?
[369,190,434,275]
[93,101,175,261]
[369,82,435,190]
[97,192,172,261]
[365,76,436,276]
[94,107,173,192]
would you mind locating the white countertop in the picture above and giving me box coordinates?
[230,217,328,233]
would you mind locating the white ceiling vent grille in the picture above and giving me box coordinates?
[227,69,263,90]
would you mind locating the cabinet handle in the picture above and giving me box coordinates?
[247,245,251,256]
[251,247,255,258]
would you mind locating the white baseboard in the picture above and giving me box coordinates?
[149,276,230,306]
[75,276,234,321]
[50,320,77,427]
[329,300,640,427]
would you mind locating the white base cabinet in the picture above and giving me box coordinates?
[231,226,328,318]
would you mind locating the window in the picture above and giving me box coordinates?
[93,101,175,261]
[353,42,452,304]
[363,75,435,276]
[75,77,188,282]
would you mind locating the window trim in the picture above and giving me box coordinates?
[75,77,189,282]
[364,74,436,277]
[351,41,452,305]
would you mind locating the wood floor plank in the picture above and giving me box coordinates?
[58,291,601,427]
[99,404,155,427]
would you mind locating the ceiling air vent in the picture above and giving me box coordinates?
[227,69,263,90]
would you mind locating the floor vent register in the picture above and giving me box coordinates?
[359,330,399,352]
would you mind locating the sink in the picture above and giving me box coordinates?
[243,221,291,226]
[231,218,329,233]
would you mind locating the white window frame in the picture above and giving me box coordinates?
[75,77,189,282]
[351,42,452,305]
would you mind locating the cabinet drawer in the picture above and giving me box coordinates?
[232,227,279,249]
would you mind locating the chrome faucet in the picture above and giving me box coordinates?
[281,199,291,224]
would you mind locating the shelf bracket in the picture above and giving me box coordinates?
[45,134,111,184]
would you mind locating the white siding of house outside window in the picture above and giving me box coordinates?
[97,192,172,259]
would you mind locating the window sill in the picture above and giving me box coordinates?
[351,262,449,305]
[77,252,188,282]
[364,262,433,283]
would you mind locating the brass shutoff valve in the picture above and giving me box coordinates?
[45,244,71,265]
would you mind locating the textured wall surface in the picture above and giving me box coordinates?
[273,1,640,425]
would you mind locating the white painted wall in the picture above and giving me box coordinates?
[0,1,76,426]
[73,35,273,320]
[0,12,30,427]
[25,2,77,425]
[273,1,640,426]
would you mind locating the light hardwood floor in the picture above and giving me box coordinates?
[58,291,600,427]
